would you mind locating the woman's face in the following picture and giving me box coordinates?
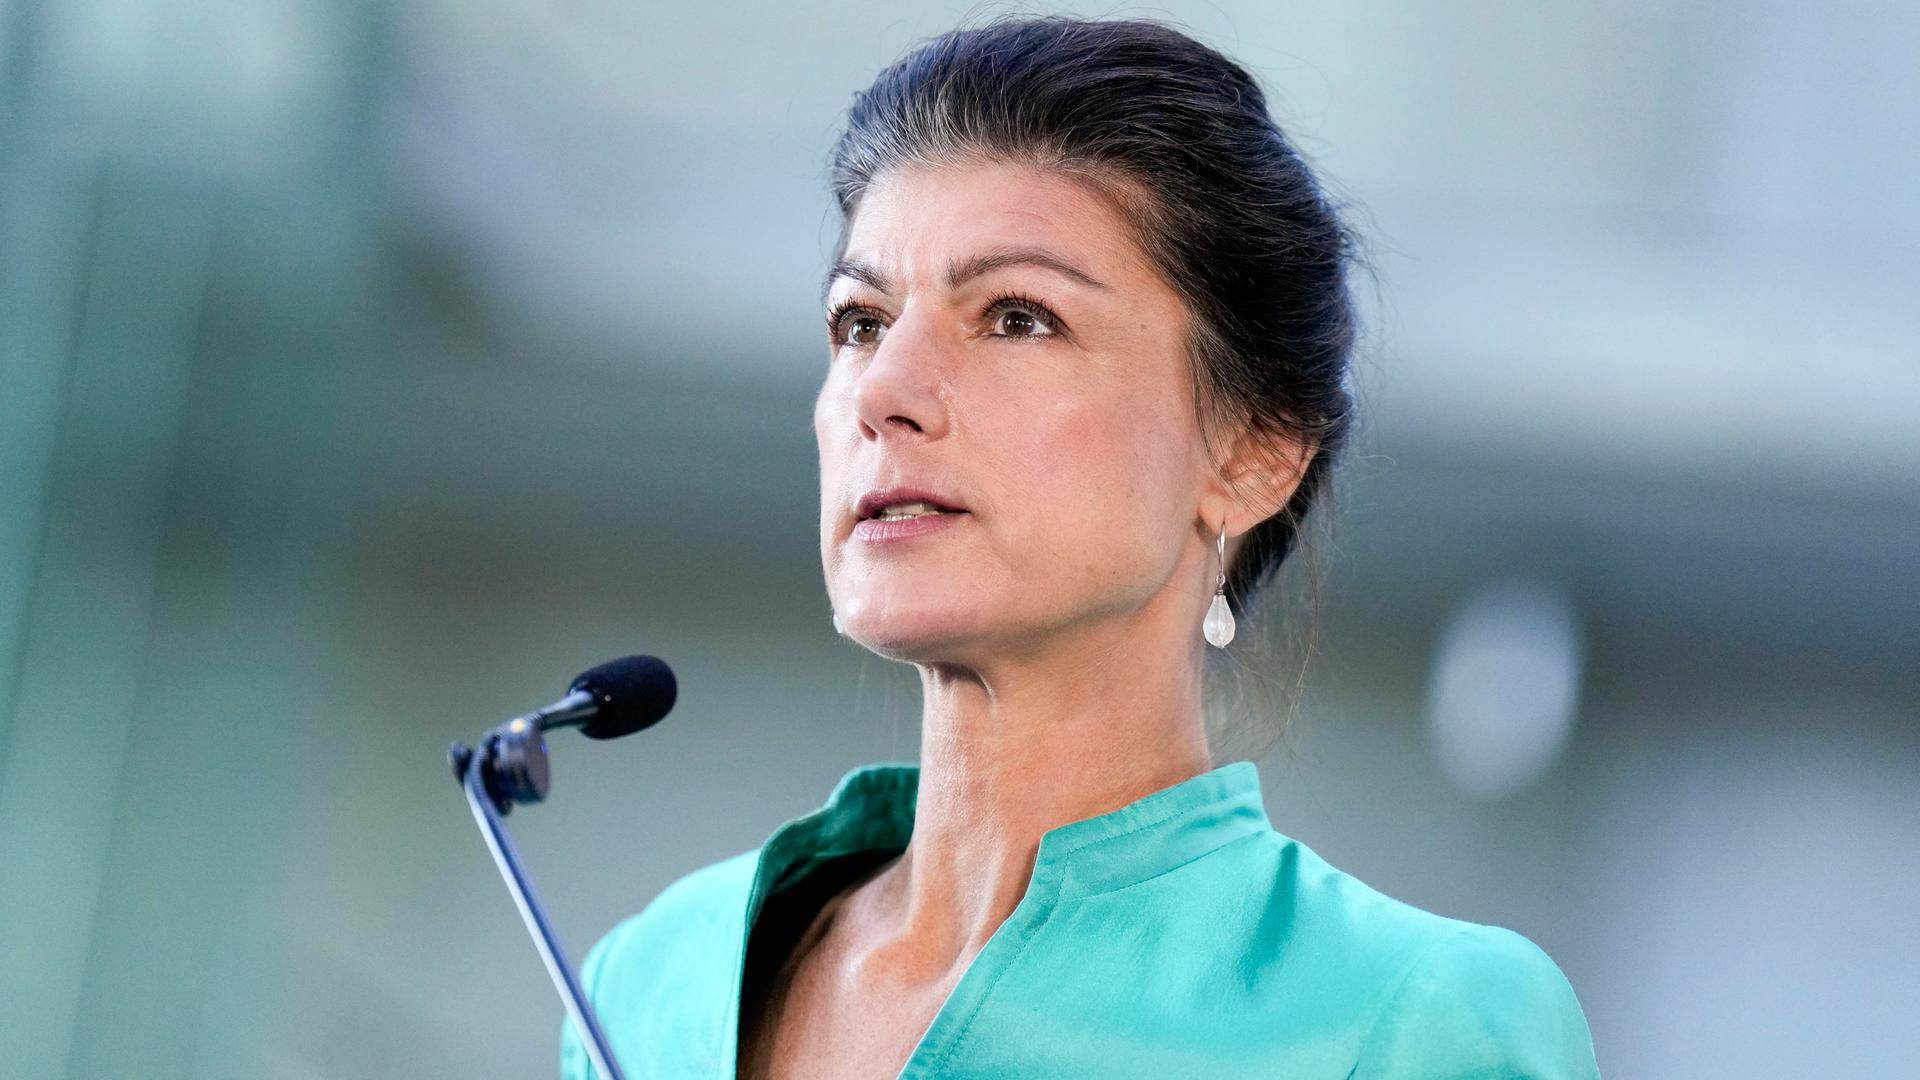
[815,159,1219,664]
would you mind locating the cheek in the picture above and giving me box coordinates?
[1007,390,1189,587]
[1048,367,1194,497]
[814,387,852,532]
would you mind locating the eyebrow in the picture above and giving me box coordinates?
[819,246,1110,303]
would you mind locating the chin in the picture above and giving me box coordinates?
[840,605,988,661]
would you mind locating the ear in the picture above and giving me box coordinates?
[1213,421,1316,535]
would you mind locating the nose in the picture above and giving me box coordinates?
[850,308,950,443]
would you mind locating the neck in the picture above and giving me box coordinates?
[855,604,1215,985]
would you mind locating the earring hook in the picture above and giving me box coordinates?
[1204,522,1236,648]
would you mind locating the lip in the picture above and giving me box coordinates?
[855,484,968,521]
[853,510,966,544]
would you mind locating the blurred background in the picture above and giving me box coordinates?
[2,1,1916,1077]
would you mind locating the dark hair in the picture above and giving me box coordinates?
[827,16,1363,746]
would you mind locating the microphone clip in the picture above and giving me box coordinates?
[448,713,550,817]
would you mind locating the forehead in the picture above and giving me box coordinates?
[832,160,1158,291]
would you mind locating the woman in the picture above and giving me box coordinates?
[564,16,1600,1079]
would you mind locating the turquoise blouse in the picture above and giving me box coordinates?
[560,759,1601,1078]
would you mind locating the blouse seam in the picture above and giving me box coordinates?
[1062,798,1219,858]
[921,860,1068,1072]
[1348,926,1479,1071]
[1054,797,1256,896]
[1083,827,1268,899]
[922,796,1248,1070]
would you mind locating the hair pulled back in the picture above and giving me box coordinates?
[827,14,1360,628]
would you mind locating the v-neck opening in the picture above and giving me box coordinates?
[721,759,1270,1077]
[728,838,1065,1080]
[735,846,904,1076]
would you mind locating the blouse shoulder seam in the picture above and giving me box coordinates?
[1351,924,1481,1058]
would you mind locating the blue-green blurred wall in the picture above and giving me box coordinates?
[2,2,1916,1077]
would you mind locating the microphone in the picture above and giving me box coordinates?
[451,654,678,815]
[527,654,679,741]
[446,655,674,1080]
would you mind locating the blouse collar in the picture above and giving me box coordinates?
[747,758,1274,915]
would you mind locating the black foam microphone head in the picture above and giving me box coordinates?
[569,655,677,740]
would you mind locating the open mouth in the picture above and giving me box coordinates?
[862,499,965,522]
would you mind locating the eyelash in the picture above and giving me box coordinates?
[983,291,1064,336]
[822,298,872,344]
[824,291,1065,347]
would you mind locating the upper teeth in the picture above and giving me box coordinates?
[874,500,950,520]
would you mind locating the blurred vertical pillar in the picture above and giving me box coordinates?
[0,154,92,775]
[0,159,218,1080]
[0,0,396,1070]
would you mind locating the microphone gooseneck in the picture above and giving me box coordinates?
[445,653,674,1080]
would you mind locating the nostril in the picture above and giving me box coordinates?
[887,415,923,433]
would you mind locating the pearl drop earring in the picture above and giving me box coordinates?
[1204,523,1235,648]
[831,611,845,635]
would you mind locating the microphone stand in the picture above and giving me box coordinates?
[450,729,627,1080]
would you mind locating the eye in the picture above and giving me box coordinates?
[983,292,1062,339]
[825,299,888,349]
